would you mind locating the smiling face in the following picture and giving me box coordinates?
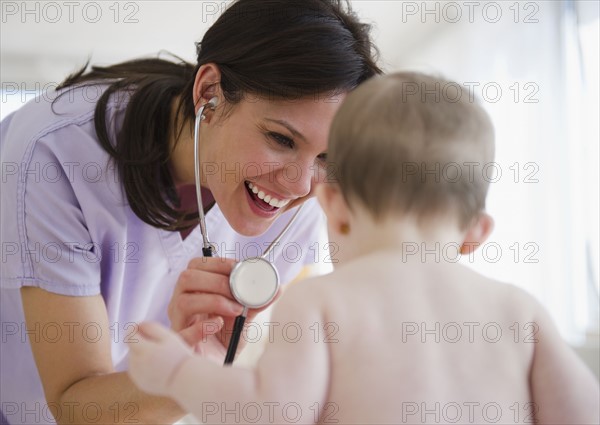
[196,94,345,236]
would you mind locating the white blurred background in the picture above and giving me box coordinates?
[2,1,599,370]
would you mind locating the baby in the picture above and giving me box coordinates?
[127,73,599,424]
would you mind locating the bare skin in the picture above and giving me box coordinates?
[128,186,600,424]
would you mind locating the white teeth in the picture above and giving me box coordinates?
[271,198,290,208]
[245,181,291,209]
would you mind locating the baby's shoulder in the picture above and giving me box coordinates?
[459,269,543,321]
[283,273,334,302]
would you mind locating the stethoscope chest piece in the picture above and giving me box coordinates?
[224,257,279,365]
[229,257,279,309]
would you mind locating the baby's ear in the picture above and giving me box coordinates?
[315,183,351,230]
[460,212,495,255]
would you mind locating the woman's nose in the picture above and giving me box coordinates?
[276,160,315,198]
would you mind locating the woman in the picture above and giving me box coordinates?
[0,0,380,424]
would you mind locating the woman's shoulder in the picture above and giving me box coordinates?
[1,84,128,164]
[1,85,133,250]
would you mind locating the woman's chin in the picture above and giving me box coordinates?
[229,217,273,238]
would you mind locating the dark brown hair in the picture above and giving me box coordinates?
[56,0,381,231]
[328,72,495,229]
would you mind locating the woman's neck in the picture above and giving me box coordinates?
[177,184,215,240]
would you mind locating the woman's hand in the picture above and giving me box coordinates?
[127,322,192,396]
[168,257,276,361]
[169,257,241,343]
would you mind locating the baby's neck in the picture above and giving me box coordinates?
[340,216,463,264]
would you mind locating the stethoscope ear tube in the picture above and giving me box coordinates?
[194,99,218,256]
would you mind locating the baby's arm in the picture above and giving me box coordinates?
[529,300,600,424]
[167,279,331,424]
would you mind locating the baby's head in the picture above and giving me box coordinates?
[317,72,495,258]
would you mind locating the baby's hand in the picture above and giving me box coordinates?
[127,322,193,396]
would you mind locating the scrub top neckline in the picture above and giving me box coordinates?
[157,202,225,273]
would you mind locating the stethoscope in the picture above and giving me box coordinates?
[194,97,304,365]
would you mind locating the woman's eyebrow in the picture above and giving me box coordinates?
[264,118,306,142]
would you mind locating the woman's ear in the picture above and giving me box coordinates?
[193,63,222,116]
[315,183,351,236]
[460,212,495,255]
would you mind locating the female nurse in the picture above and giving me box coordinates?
[0,0,380,424]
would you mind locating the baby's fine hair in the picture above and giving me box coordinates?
[328,72,495,229]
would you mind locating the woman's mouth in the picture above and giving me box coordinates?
[244,181,291,214]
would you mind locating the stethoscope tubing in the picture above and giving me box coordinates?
[223,311,247,364]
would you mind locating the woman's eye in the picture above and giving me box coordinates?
[317,152,328,162]
[268,132,295,149]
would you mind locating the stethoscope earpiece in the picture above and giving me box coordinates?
[206,96,218,109]
[199,97,218,121]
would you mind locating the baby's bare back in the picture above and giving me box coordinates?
[318,251,539,424]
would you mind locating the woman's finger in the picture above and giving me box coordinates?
[177,293,243,320]
[186,257,237,274]
[190,315,224,335]
[137,322,172,341]
[175,268,234,298]
[178,316,224,346]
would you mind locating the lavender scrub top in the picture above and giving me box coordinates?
[0,86,328,425]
